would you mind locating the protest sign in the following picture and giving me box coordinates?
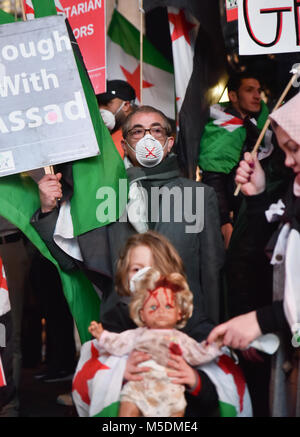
[238,0,300,55]
[0,15,99,177]
[60,0,106,94]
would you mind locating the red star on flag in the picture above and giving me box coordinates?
[168,9,197,45]
[120,65,153,102]
[72,342,110,405]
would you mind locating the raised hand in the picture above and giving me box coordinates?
[235,152,266,196]
[38,173,62,213]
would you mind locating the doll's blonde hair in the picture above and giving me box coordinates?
[129,268,193,329]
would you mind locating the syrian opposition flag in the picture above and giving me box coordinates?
[167,7,199,114]
[144,0,227,179]
[0,5,127,343]
[72,340,252,417]
[107,10,175,120]
[72,339,127,417]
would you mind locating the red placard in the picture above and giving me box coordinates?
[60,0,106,94]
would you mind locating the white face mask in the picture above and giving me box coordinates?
[127,134,168,168]
[100,108,115,131]
[129,266,151,293]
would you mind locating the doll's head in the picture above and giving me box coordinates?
[129,268,193,329]
[115,231,185,297]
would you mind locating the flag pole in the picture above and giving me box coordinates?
[139,0,144,105]
[20,0,26,20]
[234,67,300,197]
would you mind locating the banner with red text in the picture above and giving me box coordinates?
[61,0,106,94]
[25,0,106,94]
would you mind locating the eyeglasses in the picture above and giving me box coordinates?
[127,126,167,140]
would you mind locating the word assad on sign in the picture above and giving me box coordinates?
[0,15,99,176]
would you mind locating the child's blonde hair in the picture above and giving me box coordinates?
[129,268,193,329]
[115,231,185,297]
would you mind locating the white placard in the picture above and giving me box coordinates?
[238,0,300,55]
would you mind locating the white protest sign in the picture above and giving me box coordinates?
[0,15,99,177]
[238,0,300,55]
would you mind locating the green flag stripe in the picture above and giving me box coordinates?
[0,175,99,343]
[0,2,102,343]
[219,401,237,417]
[32,0,58,17]
[0,9,17,23]
[108,9,173,74]
[93,401,120,417]
[71,52,128,236]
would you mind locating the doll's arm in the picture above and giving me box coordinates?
[181,333,222,366]
[98,328,141,356]
[88,321,104,340]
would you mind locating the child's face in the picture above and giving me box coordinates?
[140,287,182,329]
[128,245,154,281]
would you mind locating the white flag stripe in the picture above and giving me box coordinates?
[167,7,199,114]
[107,40,175,119]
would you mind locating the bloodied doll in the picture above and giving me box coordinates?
[89,269,221,417]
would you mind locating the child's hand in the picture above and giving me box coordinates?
[167,353,197,389]
[88,321,104,340]
[124,350,151,382]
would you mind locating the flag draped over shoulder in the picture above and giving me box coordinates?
[107,9,175,120]
[144,0,227,178]
[198,101,269,174]
[0,5,127,342]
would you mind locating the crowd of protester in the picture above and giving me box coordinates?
[0,71,299,418]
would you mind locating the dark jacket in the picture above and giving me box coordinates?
[31,155,225,338]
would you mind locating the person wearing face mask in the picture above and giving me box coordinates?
[96,80,137,158]
[32,105,224,341]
